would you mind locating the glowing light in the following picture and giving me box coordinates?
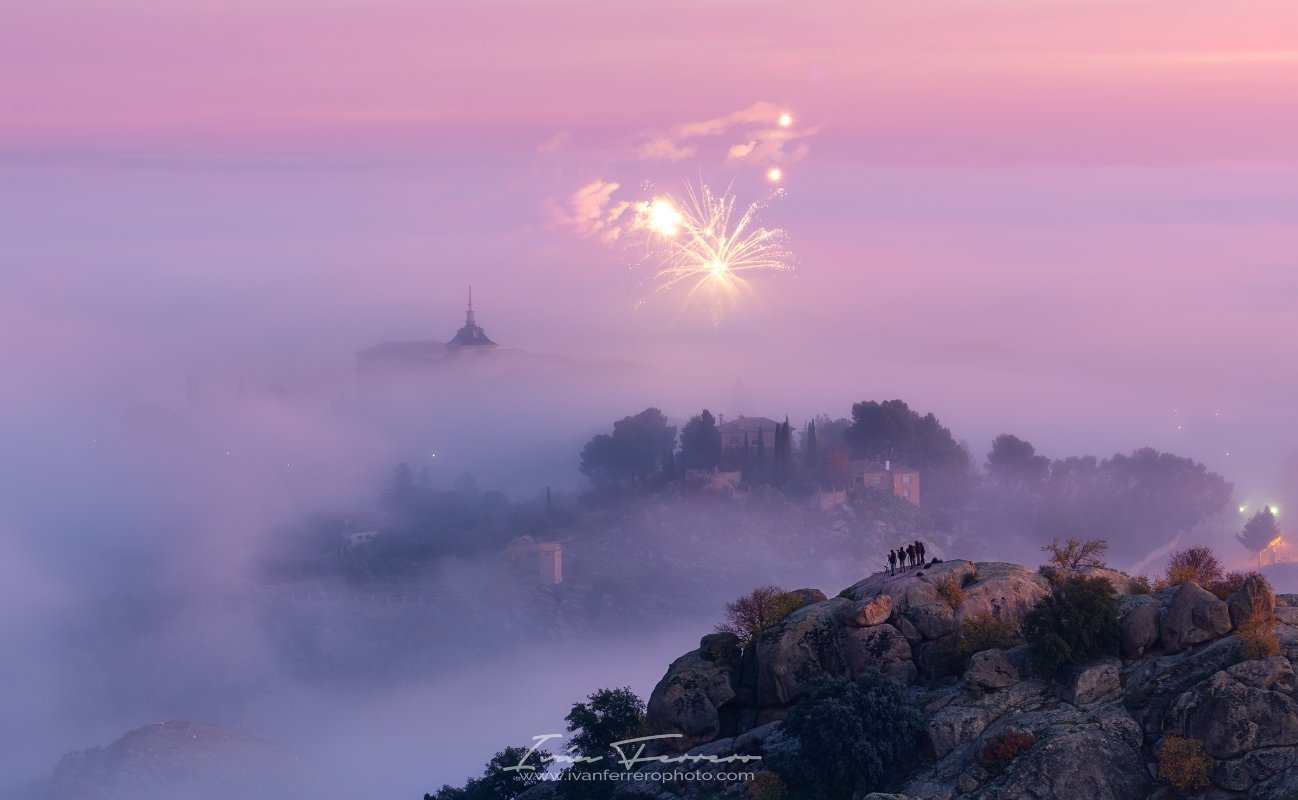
[766,167,783,183]
[642,198,684,237]
[635,182,793,326]
[778,112,793,127]
[1240,505,1248,514]
[1271,535,1284,548]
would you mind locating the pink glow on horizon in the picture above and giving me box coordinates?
[1,1,1296,163]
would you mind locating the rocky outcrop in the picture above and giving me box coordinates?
[1160,581,1232,653]
[754,600,850,706]
[1057,655,1122,706]
[1163,657,1298,760]
[952,562,1051,625]
[1077,566,1142,595]
[965,648,1020,690]
[646,633,741,752]
[641,562,1298,800]
[1227,574,1277,627]
[904,683,1149,800]
[1118,594,1162,658]
[839,594,893,627]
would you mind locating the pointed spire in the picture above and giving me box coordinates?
[465,285,475,325]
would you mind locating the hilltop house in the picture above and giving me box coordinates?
[852,459,921,507]
[717,415,781,463]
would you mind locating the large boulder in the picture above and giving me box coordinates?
[1164,664,1298,760]
[966,649,1020,690]
[841,562,1049,647]
[925,705,990,759]
[1057,655,1122,706]
[1076,566,1141,596]
[646,634,741,752]
[1118,594,1162,659]
[1227,575,1277,628]
[840,560,977,606]
[907,603,957,640]
[754,601,849,706]
[1160,582,1233,654]
[837,594,893,627]
[1122,635,1242,744]
[976,711,1149,800]
[785,587,828,607]
[903,684,1149,800]
[953,562,1052,626]
[841,623,913,682]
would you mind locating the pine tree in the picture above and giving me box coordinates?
[773,417,793,486]
[805,420,819,470]
[1238,507,1282,567]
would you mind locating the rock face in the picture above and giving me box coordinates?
[966,648,1020,690]
[1078,566,1142,595]
[1164,658,1298,760]
[1057,655,1122,706]
[1118,594,1162,658]
[640,562,1298,800]
[838,594,893,627]
[646,633,741,752]
[1227,574,1277,627]
[1160,581,1232,653]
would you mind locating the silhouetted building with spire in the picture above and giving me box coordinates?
[445,286,497,353]
[356,286,500,378]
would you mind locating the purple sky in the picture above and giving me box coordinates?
[3,0,1297,493]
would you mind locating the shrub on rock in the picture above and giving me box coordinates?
[717,586,807,645]
[1022,575,1119,676]
[934,575,965,609]
[769,671,923,800]
[1156,734,1211,792]
[1237,615,1281,660]
[1164,546,1224,589]
[977,730,1035,773]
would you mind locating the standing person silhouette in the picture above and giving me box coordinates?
[906,543,916,568]
[887,549,897,576]
[917,540,926,564]
[897,544,908,571]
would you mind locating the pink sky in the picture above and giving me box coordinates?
[4,0,1297,159]
[2,0,1297,489]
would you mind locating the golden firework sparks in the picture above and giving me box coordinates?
[634,182,793,325]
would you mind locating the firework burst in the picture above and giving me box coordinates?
[633,182,793,325]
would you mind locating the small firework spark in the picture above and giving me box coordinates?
[632,182,793,325]
[766,166,783,183]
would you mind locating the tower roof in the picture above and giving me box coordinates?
[446,286,498,349]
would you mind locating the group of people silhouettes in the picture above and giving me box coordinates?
[887,541,927,575]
